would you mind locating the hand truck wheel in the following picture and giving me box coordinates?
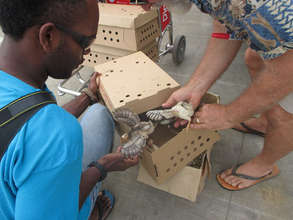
[172,35,186,65]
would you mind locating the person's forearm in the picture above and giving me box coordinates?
[187,20,242,94]
[79,168,101,209]
[62,93,91,118]
[226,51,293,123]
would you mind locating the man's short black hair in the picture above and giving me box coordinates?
[0,0,87,40]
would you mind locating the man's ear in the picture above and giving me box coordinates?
[39,23,61,53]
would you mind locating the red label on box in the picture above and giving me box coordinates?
[106,0,131,4]
[159,5,170,32]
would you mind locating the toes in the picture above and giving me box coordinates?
[238,181,251,189]
[220,168,232,179]
[231,179,242,187]
[224,175,236,184]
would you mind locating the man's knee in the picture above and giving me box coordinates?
[264,105,293,128]
[81,103,114,131]
[245,48,265,74]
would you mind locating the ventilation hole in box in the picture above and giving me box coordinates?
[120,70,123,72]
[166,83,171,86]
[193,147,197,152]
[106,57,109,60]
[120,100,124,103]
[102,30,106,33]
[125,94,130,98]
[115,32,118,35]
[157,84,161,87]
[206,138,210,142]
[113,60,117,63]
[94,61,96,63]
[110,38,113,41]
[177,151,181,155]
[166,168,170,172]
[180,158,184,162]
[89,53,92,56]
[191,140,195,145]
[104,37,107,40]
[109,30,112,34]
[198,136,202,140]
[88,59,91,62]
[112,58,114,60]
[184,146,188,150]
[95,54,98,58]
[170,156,174,160]
[200,143,204,147]
[173,163,177,167]
[105,74,109,77]
[137,94,142,97]
[117,39,120,42]
[136,61,139,64]
[187,153,191,157]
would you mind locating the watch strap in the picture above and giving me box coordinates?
[88,161,107,182]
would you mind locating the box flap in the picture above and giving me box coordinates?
[99,3,158,29]
[137,164,201,202]
[96,51,180,113]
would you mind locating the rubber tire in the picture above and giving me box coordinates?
[172,35,186,65]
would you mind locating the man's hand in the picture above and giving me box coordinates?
[97,147,139,172]
[190,104,234,130]
[162,85,205,128]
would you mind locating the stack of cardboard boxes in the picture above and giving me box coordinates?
[95,52,221,202]
[84,3,160,67]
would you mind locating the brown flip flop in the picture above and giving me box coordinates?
[216,164,280,191]
[232,122,265,137]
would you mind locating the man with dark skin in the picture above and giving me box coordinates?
[0,0,138,219]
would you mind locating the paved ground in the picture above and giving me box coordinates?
[3,5,292,220]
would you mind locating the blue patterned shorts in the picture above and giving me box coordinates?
[192,0,293,60]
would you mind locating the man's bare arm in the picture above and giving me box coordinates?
[187,20,242,95]
[62,93,91,118]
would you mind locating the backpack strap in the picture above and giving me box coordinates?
[0,91,57,159]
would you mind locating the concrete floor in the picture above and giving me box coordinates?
[13,5,292,220]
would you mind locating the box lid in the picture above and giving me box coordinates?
[96,51,180,114]
[99,3,158,29]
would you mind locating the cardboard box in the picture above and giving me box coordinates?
[95,51,220,200]
[84,41,158,67]
[95,3,160,51]
[96,51,180,114]
[137,149,212,202]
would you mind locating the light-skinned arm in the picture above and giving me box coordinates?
[163,20,242,109]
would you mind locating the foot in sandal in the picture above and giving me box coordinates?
[216,160,280,191]
[89,190,115,220]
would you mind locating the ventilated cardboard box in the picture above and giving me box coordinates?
[95,52,220,199]
[137,148,212,202]
[84,41,158,67]
[96,3,160,51]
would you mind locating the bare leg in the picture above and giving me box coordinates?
[233,49,268,134]
[220,49,293,189]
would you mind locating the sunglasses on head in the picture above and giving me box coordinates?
[55,24,96,51]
